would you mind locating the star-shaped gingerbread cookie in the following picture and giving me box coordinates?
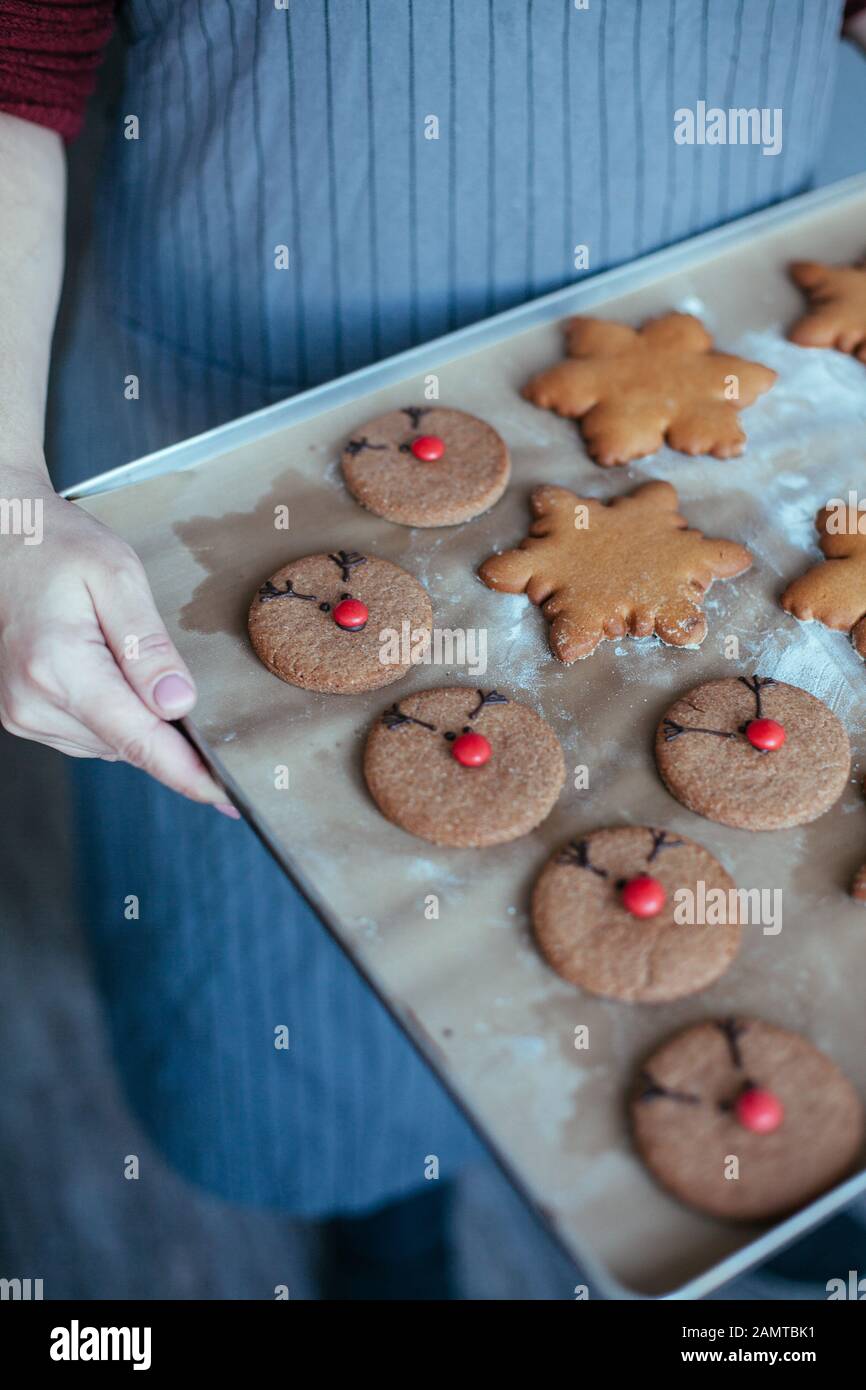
[478,481,752,662]
[788,259,866,361]
[781,504,866,659]
[523,312,777,467]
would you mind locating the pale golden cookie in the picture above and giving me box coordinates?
[248,550,432,694]
[363,686,564,848]
[478,481,752,662]
[523,312,777,466]
[781,502,866,660]
[788,259,866,362]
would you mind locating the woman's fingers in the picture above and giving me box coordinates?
[0,497,232,809]
[1,614,226,803]
[73,664,227,804]
[2,717,117,759]
[87,551,198,719]
[47,739,119,760]
[82,558,228,802]
[0,680,115,754]
[5,674,229,804]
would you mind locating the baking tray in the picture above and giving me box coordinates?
[68,174,866,1299]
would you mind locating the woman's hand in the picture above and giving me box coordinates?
[0,120,231,808]
[0,481,236,812]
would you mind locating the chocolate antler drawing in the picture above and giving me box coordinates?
[636,1071,700,1106]
[556,839,608,876]
[468,690,509,720]
[646,829,685,861]
[344,437,387,456]
[738,674,777,723]
[383,691,510,744]
[258,578,318,603]
[382,703,437,732]
[329,550,367,582]
[557,828,684,875]
[716,1017,748,1070]
[663,674,778,743]
[662,718,734,743]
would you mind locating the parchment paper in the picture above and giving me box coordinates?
[78,188,866,1297]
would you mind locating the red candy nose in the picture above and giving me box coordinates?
[411,434,446,461]
[735,1086,784,1134]
[451,731,491,768]
[621,875,666,919]
[746,718,786,751]
[333,598,368,631]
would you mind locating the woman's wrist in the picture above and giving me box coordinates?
[0,454,54,495]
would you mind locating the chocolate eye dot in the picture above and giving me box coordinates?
[341,592,351,600]
[319,602,331,612]
[443,731,457,742]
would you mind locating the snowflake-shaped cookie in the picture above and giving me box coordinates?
[523,312,777,467]
[781,504,866,659]
[478,481,752,662]
[788,259,866,362]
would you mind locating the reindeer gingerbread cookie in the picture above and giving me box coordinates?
[248,549,432,693]
[632,1018,865,1221]
[363,686,564,847]
[341,405,510,527]
[788,258,866,362]
[478,480,752,662]
[655,675,851,831]
[523,312,776,466]
[531,826,741,1003]
[781,502,866,660]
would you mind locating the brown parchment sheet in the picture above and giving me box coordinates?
[78,190,866,1297]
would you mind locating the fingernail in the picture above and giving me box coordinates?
[154,673,195,714]
[214,802,241,820]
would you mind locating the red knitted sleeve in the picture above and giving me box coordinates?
[0,0,116,141]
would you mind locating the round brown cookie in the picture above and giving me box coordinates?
[248,550,432,694]
[655,675,850,831]
[363,686,564,848]
[632,1018,865,1222]
[341,405,510,527]
[531,827,740,1003]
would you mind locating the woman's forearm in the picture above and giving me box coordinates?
[0,111,66,485]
